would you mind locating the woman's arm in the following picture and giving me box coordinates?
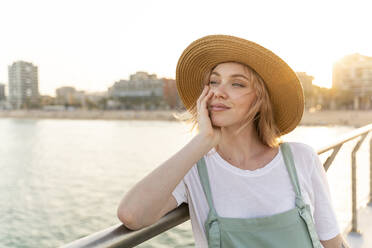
[320,234,350,248]
[117,133,215,229]
[117,85,220,230]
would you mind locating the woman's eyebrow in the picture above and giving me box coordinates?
[231,74,249,81]
[211,71,249,81]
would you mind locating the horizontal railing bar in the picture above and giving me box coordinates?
[62,203,190,248]
[317,123,372,154]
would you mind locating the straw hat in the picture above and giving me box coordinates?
[175,34,304,135]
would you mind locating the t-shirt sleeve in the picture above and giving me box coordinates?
[172,178,188,207]
[310,149,341,240]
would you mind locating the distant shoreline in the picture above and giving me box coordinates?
[0,109,371,127]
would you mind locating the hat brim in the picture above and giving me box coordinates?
[176,35,304,135]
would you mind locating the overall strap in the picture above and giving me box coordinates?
[280,142,323,248]
[280,142,302,198]
[197,156,218,214]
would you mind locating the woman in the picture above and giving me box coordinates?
[117,35,349,248]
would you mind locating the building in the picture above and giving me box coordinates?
[83,91,108,109]
[8,61,40,109]
[0,83,5,101]
[56,86,76,105]
[109,71,163,98]
[296,72,314,93]
[294,72,336,111]
[162,78,183,109]
[56,86,85,107]
[40,95,55,106]
[333,53,372,109]
[108,71,164,109]
[296,72,315,109]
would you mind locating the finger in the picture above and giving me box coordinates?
[200,90,213,111]
[197,85,209,110]
[197,85,209,104]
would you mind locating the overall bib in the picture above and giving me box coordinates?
[196,142,323,248]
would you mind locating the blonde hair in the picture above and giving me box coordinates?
[173,61,283,148]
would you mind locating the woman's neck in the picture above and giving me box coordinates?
[215,124,271,169]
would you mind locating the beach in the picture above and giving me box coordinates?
[0,109,372,127]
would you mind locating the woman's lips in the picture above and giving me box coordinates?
[210,106,230,111]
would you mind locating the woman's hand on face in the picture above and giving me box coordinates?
[196,85,222,146]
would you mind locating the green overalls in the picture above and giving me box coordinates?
[196,142,323,247]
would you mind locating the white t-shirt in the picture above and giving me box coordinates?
[172,141,340,248]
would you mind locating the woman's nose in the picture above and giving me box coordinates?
[211,84,228,98]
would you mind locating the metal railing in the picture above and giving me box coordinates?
[62,123,372,248]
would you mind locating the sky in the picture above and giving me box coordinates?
[0,0,371,96]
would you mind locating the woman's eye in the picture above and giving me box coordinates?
[208,81,245,87]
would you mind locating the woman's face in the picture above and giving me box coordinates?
[207,62,257,128]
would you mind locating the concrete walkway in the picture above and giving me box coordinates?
[343,203,372,248]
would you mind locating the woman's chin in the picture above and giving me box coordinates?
[211,118,228,128]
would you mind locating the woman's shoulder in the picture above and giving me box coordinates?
[284,141,317,156]
[283,141,319,173]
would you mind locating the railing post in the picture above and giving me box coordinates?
[323,144,343,172]
[350,133,368,233]
[369,137,372,205]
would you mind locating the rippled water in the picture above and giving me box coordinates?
[0,119,370,248]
